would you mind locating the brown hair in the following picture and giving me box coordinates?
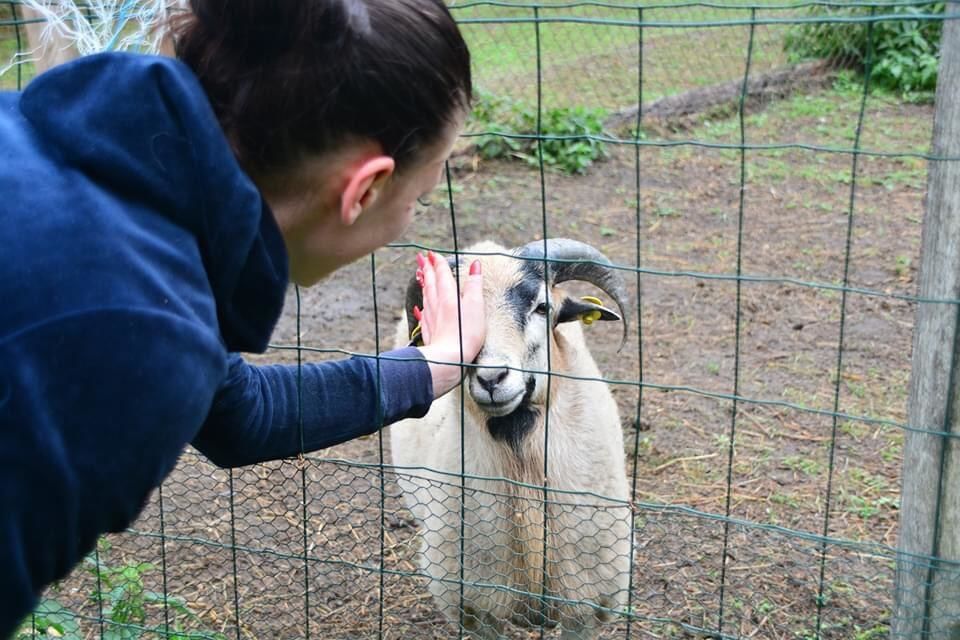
[173,0,471,175]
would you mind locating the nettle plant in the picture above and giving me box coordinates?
[470,89,609,175]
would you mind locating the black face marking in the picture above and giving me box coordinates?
[503,277,540,329]
[504,261,548,329]
[526,341,541,360]
[486,377,539,455]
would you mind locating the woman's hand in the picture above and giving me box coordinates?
[413,251,485,398]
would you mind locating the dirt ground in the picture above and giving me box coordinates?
[41,89,931,640]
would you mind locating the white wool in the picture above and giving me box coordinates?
[390,241,633,640]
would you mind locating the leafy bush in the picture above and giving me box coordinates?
[17,545,225,640]
[784,2,944,96]
[470,89,608,175]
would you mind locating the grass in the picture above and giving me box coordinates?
[664,71,932,151]
[454,1,793,115]
[783,455,823,477]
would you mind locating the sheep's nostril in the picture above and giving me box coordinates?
[476,367,509,395]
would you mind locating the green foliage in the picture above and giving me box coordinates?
[845,494,899,519]
[469,89,608,175]
[784,2,944,97]
[852,623,890,640]
[17,547,225,640]
[782,455,822,476]
[89,558,157,634]
[19,599,81,639]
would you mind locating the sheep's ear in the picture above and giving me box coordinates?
[556,296,621,325]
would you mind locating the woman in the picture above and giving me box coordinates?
[0,0,485,633]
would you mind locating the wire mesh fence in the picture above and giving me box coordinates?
[2,0,958,638]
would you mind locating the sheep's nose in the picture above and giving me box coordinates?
[476,366,509,395]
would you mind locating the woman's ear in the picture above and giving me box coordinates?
[340,156,396,225]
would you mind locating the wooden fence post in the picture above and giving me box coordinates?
[895,3,960,638]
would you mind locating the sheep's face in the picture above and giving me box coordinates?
[466,271,555,419]
[405,240,626,449]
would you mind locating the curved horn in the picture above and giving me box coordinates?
[516,238,630,350]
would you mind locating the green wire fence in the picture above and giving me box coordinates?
[3,0,959,638]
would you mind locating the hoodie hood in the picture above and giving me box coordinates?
[16,53,288,353]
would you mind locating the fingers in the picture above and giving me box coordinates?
[415,253,485,361]
[463,259,483,302]
[461,260,486,362]
[430,250,457,303]
[418,252,437,344]
[422,251,454,345]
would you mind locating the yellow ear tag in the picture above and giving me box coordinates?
[582,311,602,325]
[580,296,605,325]
[410,323,423,344]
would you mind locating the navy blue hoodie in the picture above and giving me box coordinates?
[0,53,433,635]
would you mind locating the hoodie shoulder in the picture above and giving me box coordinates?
[19,53,228,221]
[5,53,289,353]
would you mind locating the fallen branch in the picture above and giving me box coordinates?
[605,59,837,130]
[651,453,719,474]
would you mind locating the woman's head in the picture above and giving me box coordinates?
[173,0,472,285]
[174,0,471,176]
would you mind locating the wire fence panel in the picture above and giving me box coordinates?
[3,0,958,638]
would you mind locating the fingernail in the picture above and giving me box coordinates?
[413,305,421,321]
[416,268,424,286]
[428,250,437,266]
[416,253,425,268]
[470,260,482,276]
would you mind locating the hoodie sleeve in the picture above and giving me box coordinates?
[192,349,434,468]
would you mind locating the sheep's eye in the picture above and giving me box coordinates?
[534,302,549,316]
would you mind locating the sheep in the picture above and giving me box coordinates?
[389,238,633,640]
